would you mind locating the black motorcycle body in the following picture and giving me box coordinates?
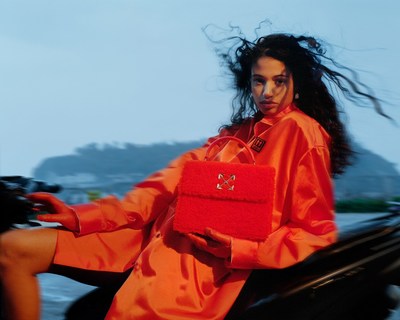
[228,209,400,319]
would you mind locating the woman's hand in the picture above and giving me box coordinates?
[27,192,79,232]
[186,227,232,259]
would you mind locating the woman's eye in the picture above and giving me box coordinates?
[252,78,264,85]
[275,78,287,86]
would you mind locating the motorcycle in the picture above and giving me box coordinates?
[1,176,400,319]
[0,176,61,233]
[228,205,400,319]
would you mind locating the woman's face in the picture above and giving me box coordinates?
[251,56,294,116]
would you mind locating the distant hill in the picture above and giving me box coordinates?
[33,141,205,202]
[335,142,400,199]
[32,140,400,202]
[34,141,203,182]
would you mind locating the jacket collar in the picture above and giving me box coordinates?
[253,103,298,137]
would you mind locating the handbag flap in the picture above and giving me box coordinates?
[178,160,275,203]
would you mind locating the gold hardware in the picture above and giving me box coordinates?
[216,173,235,191]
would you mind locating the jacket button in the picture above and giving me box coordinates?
[132,262,140,270]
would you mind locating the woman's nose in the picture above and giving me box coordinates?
[262,83,273,97]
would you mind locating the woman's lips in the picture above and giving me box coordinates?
[259,101,277,109]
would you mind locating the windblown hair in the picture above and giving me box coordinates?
[209,29,385,176]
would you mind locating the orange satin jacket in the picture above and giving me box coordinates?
[70,104,337,319]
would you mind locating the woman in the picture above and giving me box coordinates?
[0,32,383,319]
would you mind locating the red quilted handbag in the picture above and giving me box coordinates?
[173,136,275,240]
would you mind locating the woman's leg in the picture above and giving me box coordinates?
[1,226,146,320]
[0,228,57,320]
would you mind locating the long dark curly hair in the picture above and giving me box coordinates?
[209,30,386,176]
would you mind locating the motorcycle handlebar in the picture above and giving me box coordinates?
[0,176,62,194]
[0,176,62,232]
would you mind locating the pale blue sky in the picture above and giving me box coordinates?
[0,0,399,176]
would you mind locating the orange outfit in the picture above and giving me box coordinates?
[54,103,337,319]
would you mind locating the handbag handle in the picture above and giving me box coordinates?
[204,136,256,164]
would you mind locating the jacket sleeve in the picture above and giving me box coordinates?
[227,145,337,269]
[72,138,217,235]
